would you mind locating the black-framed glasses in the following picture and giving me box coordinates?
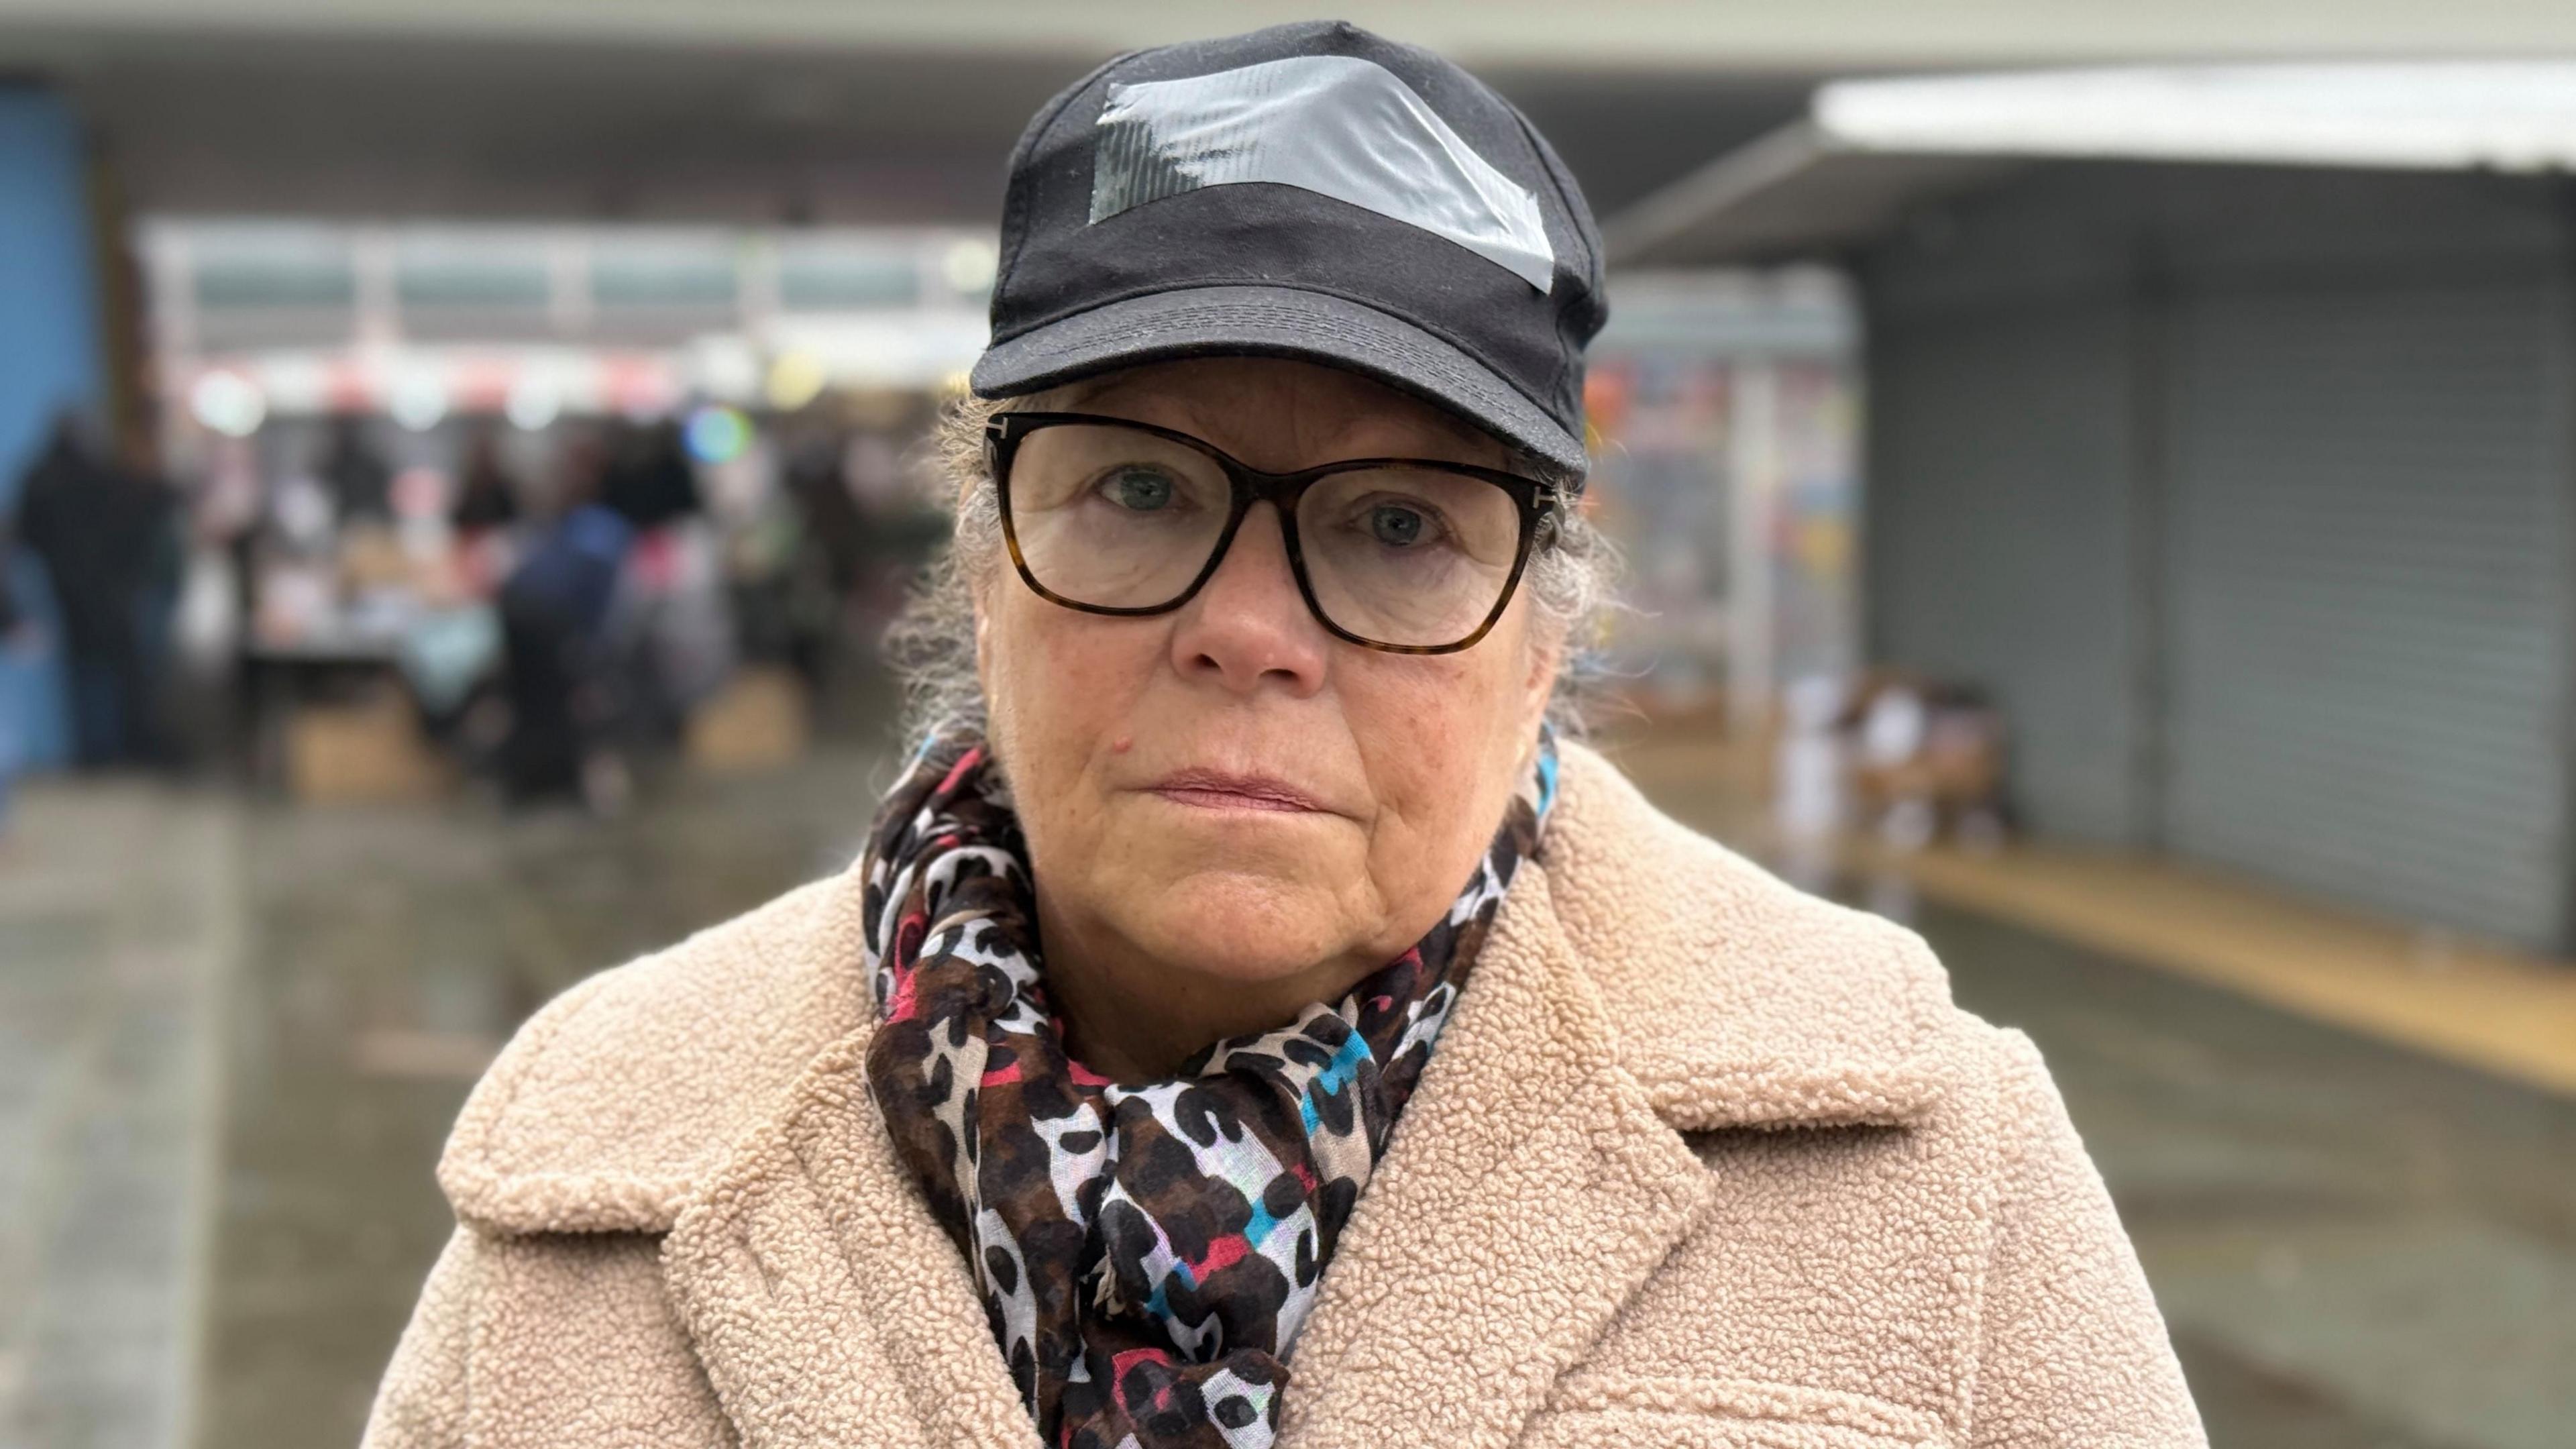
[985,411,1561,655]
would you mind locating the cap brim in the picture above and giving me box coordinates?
[970,284,1588,478]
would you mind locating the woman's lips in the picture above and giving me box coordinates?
[1147,769,1330,814]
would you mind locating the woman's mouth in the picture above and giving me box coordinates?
[1148,769,1330,814]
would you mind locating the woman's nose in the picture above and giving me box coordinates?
[1167,503,1329,697]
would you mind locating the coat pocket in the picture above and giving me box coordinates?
[1520,1375,1949,1449]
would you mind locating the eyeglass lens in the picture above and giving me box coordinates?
[1004,421,1525,649]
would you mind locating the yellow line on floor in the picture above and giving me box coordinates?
[1605,733,2576,1097]
[1881,841,2576,1097]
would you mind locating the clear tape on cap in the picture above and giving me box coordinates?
[1089,54,1556,293]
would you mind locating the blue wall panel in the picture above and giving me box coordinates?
[0,87,104,771]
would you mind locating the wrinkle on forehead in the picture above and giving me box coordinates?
[1034,357,1517,474]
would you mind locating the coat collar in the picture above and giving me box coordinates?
[439,740,1955,1244]
[1277,747,1957,1445]
[661,1032,1042,1449]
[1541,743,1953,1131]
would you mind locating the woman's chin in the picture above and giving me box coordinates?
[1117,870,1368,983]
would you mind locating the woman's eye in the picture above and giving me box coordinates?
[1099,466,1176,512]
[1368,503,1432,547]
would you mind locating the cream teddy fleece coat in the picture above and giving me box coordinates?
[364,743,2206,1448]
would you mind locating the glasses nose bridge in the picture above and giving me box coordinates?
[1220,454,1324,516]
[1210,458,1325,573]
[1205,468,1311,586]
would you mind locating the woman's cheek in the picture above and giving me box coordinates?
[1005,608,1163,839]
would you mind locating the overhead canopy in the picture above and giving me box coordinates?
[1607,62,2576,266]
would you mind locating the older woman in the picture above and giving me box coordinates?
[366,21,2204,1449]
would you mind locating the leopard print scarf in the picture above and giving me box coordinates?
[859,731,1557,1449]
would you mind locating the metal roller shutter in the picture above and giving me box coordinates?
[2163,279,2571,947]
[1868,297,2145,844]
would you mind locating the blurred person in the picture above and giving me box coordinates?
[585,415,735,749]
[13,412,180,768]
[757,426,866,704]
[451,427,522,538]
[782,426,865,599]
[366,23,2204,1449]
[493,444,631,809]
[321,413,394,524]
[606,504,735,747]
[600,417,700,531]
[445,425,526,604]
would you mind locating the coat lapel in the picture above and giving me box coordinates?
[1275,858,1717,1449]
[661,1029,1042,1449]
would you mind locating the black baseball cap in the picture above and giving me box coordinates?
[971,19,1607,481]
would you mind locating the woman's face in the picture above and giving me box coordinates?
[975,356,1560,998]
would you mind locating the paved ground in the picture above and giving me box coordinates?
[198,751,894,1449]
[1,741,2568,1449]
[1633,753,2576,1449]
[1924,899,2575,1449]
[0,783,237,1449]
